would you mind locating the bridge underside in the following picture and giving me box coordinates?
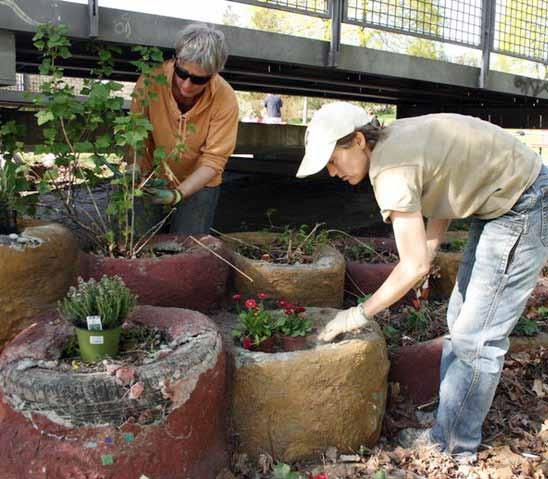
[1,0,548,128]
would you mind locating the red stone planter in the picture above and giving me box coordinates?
[0,306,229,479]
[281,335,307,352]
[80,234,229,311]
[389,279,548,404]
[343,237,416,305]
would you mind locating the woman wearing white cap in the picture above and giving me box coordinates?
[297,102,547,462]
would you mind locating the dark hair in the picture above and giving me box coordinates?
[336,123,386,151]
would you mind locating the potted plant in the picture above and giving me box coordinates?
[30,24,229,310]
[232,293,277,352]
[274,300,312,351]
[58,275,137,361]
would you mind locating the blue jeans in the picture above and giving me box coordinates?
[431,165,548,456]
[134,186,220,236]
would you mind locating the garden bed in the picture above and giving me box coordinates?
[222,231,345,308]
[80,234,230,311]
[0,220,79,348]
[212,307,389,463]
[0,305,229,479]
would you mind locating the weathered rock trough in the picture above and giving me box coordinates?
[0,220,79,349]
[389,273,546,405]
[215,308,390,462]
[222,232,346,308]
[80,234,230,312]
[0,306,228,479]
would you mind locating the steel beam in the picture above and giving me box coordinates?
[0,30,16,87]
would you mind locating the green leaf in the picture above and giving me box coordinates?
[36,110,55,126]
[95,135,111,149]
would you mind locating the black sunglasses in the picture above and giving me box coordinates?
[174,63,212,85]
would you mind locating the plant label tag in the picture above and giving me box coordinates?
[90,336,104,345]
[87,316,103,331]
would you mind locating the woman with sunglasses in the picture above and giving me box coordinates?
[131,23,238,234]
[296,102,547,464]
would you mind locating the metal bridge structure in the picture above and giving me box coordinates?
[0,0,548,128]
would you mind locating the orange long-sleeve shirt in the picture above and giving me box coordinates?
[130,60,239,187]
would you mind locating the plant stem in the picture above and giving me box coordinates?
[188,235,254,283]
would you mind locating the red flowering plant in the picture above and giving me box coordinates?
[231,293,277,349]
[274,300,312,337]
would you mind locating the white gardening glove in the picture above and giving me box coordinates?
[318,304,370,342]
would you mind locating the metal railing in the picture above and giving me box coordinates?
[228,0,548,67]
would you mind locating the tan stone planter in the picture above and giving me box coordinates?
[431,251,462,299]
[223,232,345,308]
[431,232,467,299]
[218,308,389,462]
[0,220,79,348]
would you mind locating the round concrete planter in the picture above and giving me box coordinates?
[343,236,465,302]
[223,232,345,308]
[216,308,389,462]
[341,237,415,305]
[80,234,229,311]
[391,275,546,404]
[0,305,228,479]
[0,220,79,349]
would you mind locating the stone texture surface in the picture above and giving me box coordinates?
[0,220,79,349]
[224,232,345,307]
[80,235,230,311]
[216,308,389,462]
[389,332,548,404]
[0,306,228,479]
[389,337,444,405]
[431,251,462,300]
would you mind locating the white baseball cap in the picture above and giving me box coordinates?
[296,102,372,178]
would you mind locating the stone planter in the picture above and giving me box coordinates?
[343,236,465,302]
[391,278,546,404]
[0,305,228,479]
[389,332,548,404]
[0,220,79,349]
[80,234,229,312]
[342,237,415,305]
[431,251,463,300]
[223,232,345,308]
[216,308,389,462]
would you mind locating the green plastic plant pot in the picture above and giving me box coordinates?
[75,326,122,362]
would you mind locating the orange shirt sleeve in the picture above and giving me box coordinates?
[197,88,239,174]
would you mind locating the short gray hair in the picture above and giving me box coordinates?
[175,23,228,75]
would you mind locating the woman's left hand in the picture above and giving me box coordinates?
[144,187,183,205]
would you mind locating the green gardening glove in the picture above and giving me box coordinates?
[143,187,183,206]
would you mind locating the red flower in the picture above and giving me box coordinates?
[284,308,295,316]
[278,299,287,308]
[258,292,269,299]
[232,293,242,301]
[242,336,252,349]
[245,299,257,310]
[308,474,328,479]
[295,306,306,313]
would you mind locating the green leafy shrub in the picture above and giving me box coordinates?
[58,276,137,330]
[30,23,180,257]
[0,121,35,234]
